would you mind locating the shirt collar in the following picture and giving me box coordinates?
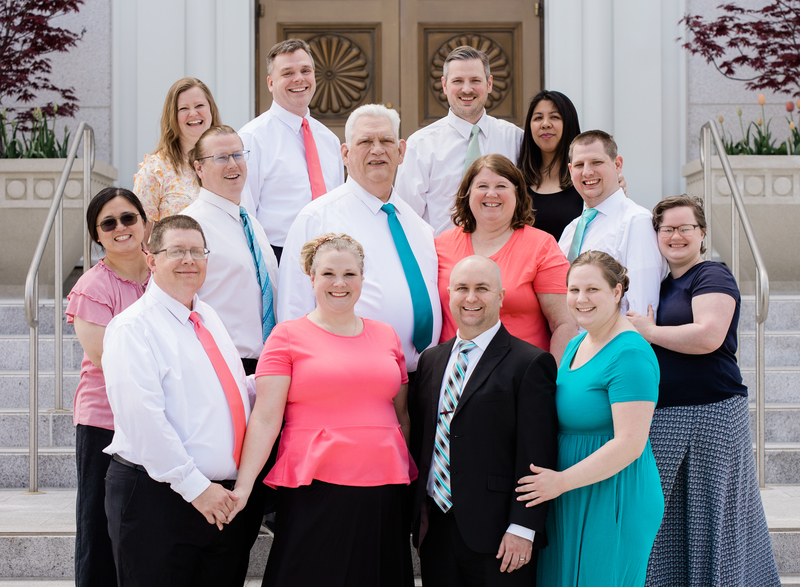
[146,280,201,325]
[270,100,310,133]
[446,108,488,140]
[346,176,400,216]
[197,187,242,221]
[453,319,502,354]
[591,187,627,217]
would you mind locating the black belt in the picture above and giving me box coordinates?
[112,454,236,490]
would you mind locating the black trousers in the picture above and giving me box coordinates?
[75,424,117,587]
[419,500,536,587]
[105,460,261,587]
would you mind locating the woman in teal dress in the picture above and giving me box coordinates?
[517,250,664,586]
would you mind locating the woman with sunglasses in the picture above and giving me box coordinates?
[133,78,221,234]
[65,187,150,587]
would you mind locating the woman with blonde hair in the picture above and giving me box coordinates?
[229,233,416,586]
[133,77,221,228]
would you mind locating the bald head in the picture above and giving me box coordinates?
[447,255,505,340]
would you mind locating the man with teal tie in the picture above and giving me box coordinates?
[278,103,442,376]
[395,46,523,237]
[558,130,665,316]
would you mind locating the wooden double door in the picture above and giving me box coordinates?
[256,0,542,140]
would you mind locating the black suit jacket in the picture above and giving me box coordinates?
[409,324,558,554]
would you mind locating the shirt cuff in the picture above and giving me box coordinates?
[506,523,535,543]
[170,467,212,503]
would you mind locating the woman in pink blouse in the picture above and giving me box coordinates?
[436,154,576,363]
[66,187,150,587]
[230,234,416,587]
[133,78,221,230]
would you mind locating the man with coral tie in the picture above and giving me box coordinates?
[102,215,261,587]
[410,255,558,586]
[239,38,345,263]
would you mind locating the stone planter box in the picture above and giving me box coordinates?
[683,155,800,292]
[0,159,118,297]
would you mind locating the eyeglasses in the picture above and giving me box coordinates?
[657,224,700,236]
[151,247,210,260]
[196,150,250,166]
[96,213,141,233]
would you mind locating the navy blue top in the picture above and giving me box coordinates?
[652,261,747,408]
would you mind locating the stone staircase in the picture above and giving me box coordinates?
[0,296,798,583]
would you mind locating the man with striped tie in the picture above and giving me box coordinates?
[410,255,558,586]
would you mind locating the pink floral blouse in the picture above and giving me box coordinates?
[133,152,200,223]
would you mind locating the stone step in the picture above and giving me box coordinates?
[742,367,800,404]
[740,332,800,367]
[742,295,800,332]
[0,410,75,448]
[0,301,74,336]
[0,372,78,411]
[0,487,793,579]
[748,405,800,444]
[0,336,83,372]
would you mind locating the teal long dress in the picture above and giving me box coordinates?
[537,331,665,587]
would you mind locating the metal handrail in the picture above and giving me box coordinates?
[699,120,770,487]
[24,123,95,493]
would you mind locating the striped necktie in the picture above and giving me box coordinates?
[240,207,276,341]
[567,207,599,263]
[463,125,482,175]
[380,203,434,353]
[432,339,477,513]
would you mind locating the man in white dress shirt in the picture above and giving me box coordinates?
[239,38,345,263]
[102,215,261,587]
[395,45,523,236]
[278,103,442,374]
[558,130,665,316]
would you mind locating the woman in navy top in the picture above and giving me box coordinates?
[627,195,779,586]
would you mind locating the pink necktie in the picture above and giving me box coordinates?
[302,118,327,199]
[188,312,246,467]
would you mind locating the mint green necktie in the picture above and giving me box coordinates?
[463,125,482,175]
[381,203,434,352]
[567,208,599,263]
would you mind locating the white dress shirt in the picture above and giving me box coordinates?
[102,281,251,503]
[395,109,523,236]
[426,320,534,542]
[182,188,279,359]
[239,101,345,247]
[558,188,667,316]
[278,176,442,372]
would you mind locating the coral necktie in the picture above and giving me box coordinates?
[302,118,327,199]
[189,311,246,467]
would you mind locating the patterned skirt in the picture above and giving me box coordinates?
[644,394,780,587]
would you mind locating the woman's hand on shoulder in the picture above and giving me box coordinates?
[625,305,656,341]
[516,464,566,507]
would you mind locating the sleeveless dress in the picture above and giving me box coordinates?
[537,331,664,587]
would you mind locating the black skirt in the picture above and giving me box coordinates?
[263,481,414,587]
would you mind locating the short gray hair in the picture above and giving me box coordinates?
[442,46,491,81]
[344,104,401,144]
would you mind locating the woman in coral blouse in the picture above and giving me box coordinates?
[133,78,221,230]
[436,154,576,363]
[230,233,416,587]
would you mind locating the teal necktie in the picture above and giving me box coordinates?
[463,125,482,175]
[240,206,276,341]
[380,203,434,353]
[567,207,599,263]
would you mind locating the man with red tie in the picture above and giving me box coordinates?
[102,215,260,587]
[239,38,345,263]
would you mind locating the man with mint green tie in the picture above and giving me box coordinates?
[558,130,665,317]
[278,103,442,376]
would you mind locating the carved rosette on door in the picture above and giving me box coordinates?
[308,34,371,116]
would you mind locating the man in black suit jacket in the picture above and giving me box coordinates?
[410,255,558,586]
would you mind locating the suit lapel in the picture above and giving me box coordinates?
[453,325,511,418]
[426,339,455,427]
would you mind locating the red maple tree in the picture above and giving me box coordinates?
[681,1,800,99]
[0,0,85,119]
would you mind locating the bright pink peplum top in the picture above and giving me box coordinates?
[255,316,418,488]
